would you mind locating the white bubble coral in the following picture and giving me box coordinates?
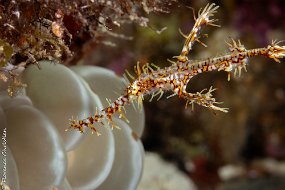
[0,60,145,190]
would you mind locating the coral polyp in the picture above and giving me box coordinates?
[69,3,285,135]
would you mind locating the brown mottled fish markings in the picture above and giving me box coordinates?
[68,4,285,135]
